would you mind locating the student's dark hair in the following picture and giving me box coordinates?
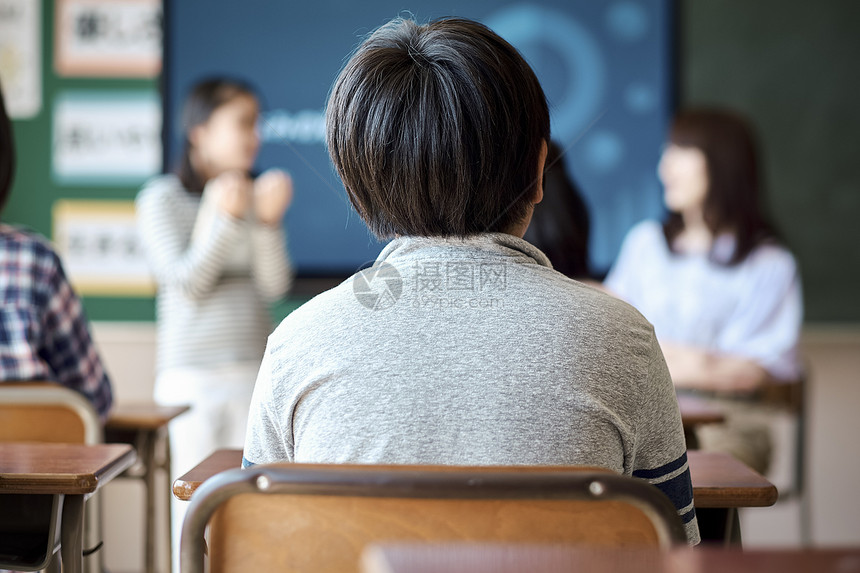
[524,141,591,279]
[326,17,550,238]
[662,108,781,266]
[176,77,257,193]
[0,80,15,214]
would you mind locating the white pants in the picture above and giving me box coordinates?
[155,362,259,573]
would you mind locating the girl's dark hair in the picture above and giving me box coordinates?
[662,108,781,266]
[326,17,550,238]
[524,141,591,278]
[0,80,15,214]
[176,77,257,193]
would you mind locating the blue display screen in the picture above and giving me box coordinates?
[164,0,675,276]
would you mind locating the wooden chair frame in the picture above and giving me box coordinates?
[0,382,103,573]
[0,382,102,445]
[180,463,688,573]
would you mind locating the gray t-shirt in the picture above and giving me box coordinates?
[244,233,700,544]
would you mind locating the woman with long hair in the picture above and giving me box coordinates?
[605,108,803,473]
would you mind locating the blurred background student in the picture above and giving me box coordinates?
[135,77,293,569]
[604,108,803,474]
[524,140,592,280]
[0,81,113,420]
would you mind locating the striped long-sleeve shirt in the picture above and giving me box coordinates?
[0,224,113,419]
[135,174,293,373]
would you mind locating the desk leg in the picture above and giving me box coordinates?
[161,428,173,573]
[45,553,62,573]
[696,507,743,546]
[727,508,742,546]
[138,429,157,573]
[108,425,172,573]
[684,427,700,449]
[61,495,85,573]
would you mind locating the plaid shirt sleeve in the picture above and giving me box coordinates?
[0,228,113,420]
[40,250,113,420]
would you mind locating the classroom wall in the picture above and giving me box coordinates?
[742,326,860,547]
[5,1,858,323]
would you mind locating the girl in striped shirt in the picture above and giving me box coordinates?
[135,78,293,570]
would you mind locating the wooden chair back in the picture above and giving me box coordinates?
[181,463,688,573]
[0,381,103,573]
[0,382,101,444]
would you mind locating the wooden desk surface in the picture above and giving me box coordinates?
[677,394,725,428]
[105,404,190,431]
[0,443,136,495]
[361,544,860,573]
[173,449,777,508]
[687,450,777,508]
[173,449,239,501]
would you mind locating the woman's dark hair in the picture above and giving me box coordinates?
[326,17,550,238]
[0,80,15,214]
[524,141,591,278]
[176,77,257,193]
[663,108,780,266]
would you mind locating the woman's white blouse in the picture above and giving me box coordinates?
[604,220,803,381]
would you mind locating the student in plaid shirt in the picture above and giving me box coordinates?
[0,82,112,419]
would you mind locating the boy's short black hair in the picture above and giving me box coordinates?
[326,17,550,238]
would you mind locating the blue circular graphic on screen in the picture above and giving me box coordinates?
[585,130,625,172]
[625,83,658,113]
[485,4,605,143]
[607,1,650,43]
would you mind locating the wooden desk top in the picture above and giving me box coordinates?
[687,450,777,508]
[173,449,777,508]
[677,394,725,428]
[361,545,860,573]
[105,404,190,431]
[173,449,239,501]
[0,443,136,495]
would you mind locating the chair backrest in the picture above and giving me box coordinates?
[180,463,688,573]
[0,382,101,444]
[0,382,103,572]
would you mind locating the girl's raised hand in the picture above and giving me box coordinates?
[254,169,294,226]
[210,170,254,219]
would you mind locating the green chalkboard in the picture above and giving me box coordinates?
[681,0,860,322]
[4,0,156,320]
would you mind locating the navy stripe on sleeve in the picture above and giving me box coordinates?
[650,468,695,509]
[632,451,688,479]
[680,506,697,524]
